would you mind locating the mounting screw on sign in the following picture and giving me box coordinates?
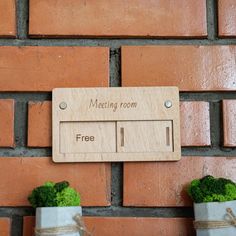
[164,100,172,108]
[59,102,67,110]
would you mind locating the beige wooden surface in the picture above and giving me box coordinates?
[53,87,181,162]
[60,121,116,153]
[117,121,173,153]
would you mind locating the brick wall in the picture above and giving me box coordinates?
[0,0,236,235]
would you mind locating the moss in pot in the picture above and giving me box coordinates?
[28,181,86,236]
[187,175,236,236]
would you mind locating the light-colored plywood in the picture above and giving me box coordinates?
[53,87,181,162]
[60,121,116,153]
[117,121,173,153]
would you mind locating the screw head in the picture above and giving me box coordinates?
[164,100,172,108]
[59,102,67,110]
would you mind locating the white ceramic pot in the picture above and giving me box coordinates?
[194,200,236,236]
[35,206,82,236]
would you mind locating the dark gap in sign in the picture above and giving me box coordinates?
[166,127,170,146]
[115,122,118,153]
[120,127,124,147]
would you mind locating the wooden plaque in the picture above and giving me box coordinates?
[53,87,181,162]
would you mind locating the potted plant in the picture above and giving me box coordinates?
[28,180,86,236]
[187,175,236,236]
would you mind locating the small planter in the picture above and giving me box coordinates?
[194,200,236,236]
[35,206,82,236]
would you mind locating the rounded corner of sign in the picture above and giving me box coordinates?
[52,155,60,163]
[52,87,65,95]
[168,86,179,93]
[176,156,182,161]
[52,88,59,93]
[172,152,182,161]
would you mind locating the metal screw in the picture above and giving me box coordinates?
[59,102,67,110]
[164,100,172,108]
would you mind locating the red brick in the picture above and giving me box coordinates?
[0,46,109,91]
[122,46,236,91]
[123,157,236,206]
[223,100,236,147]
[23,217,35,236]
[180,102,210,146]
[29,0,207,38]
[0,158,111,206]
[218,0,236,37]
[0,218,11,236]
[0,1,16,37]
[23,216,194,236]
[0,99,14,147]
[84,217,194,236]
[28,101,51,147]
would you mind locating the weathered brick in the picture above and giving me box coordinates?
[84,217,194,236]
[218,0,236,37]
[29,0,207,38]
[0,99,14,147]
[124,157,236,206]
[23,216,35,236]
[28,101,51,147]
[180,102,210,146]
[0,158,111,206]
[122,46,236,91]
[0,46,109,91]
[223,100,236,147]
[23,216,194,236]
[0,1,16,37]
[0,218,11,236]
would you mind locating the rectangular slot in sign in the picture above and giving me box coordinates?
[60,121,116,153]
[117,121,173,153]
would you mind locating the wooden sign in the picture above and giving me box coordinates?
[52,87,181,162]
